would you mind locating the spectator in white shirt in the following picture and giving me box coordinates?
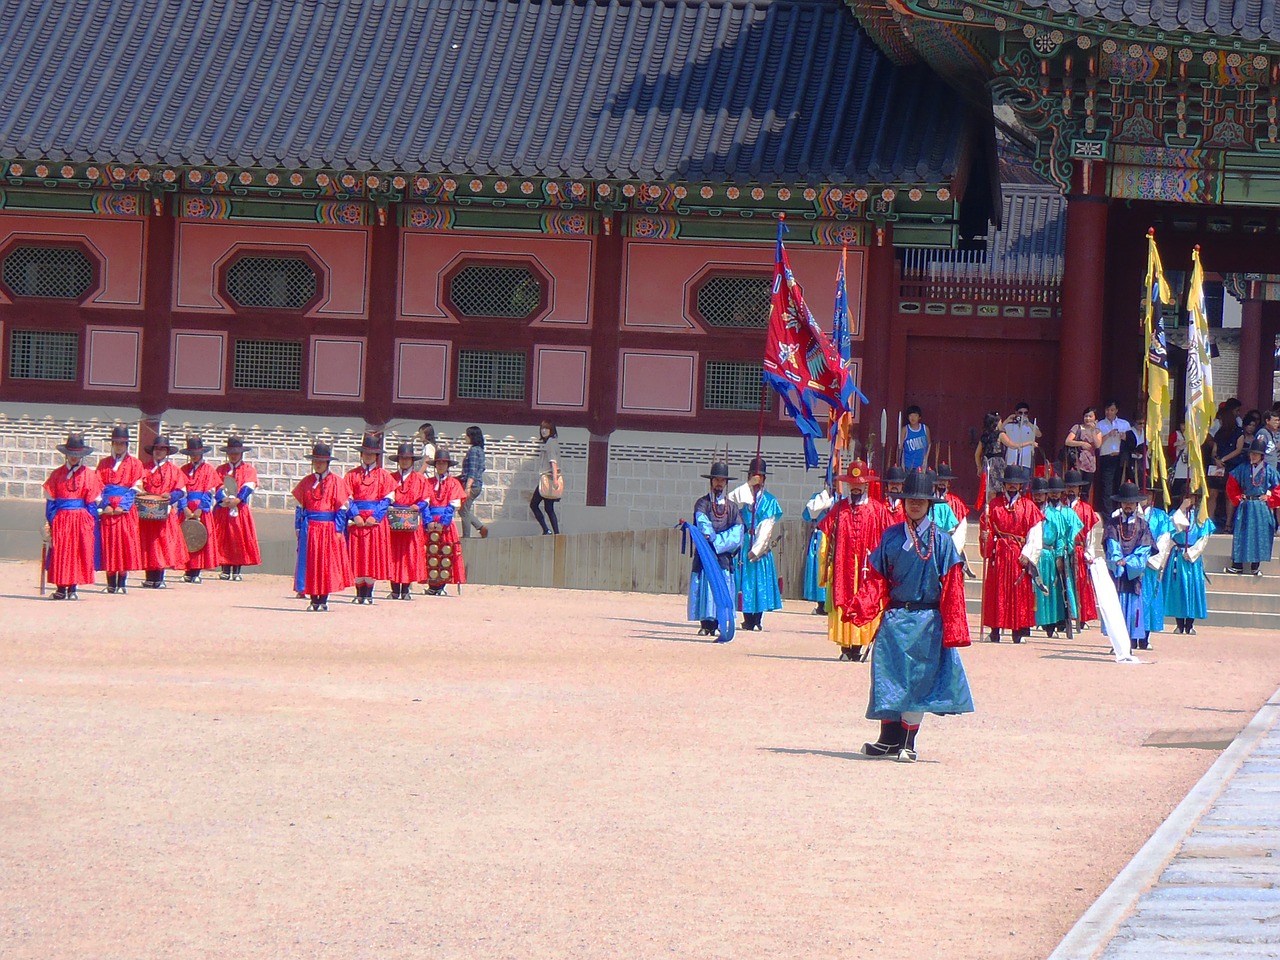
[1000,401,1041,470]
[1096,401,1131,514]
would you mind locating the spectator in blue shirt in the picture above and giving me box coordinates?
[459,426,488,539]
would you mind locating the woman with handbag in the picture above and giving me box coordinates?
[1065,406,1102,499]
[530,419,562,535]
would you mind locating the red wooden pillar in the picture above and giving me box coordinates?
[858,221,895,453]
[584,213,625,506]
[137,199,178,461]
[1238,298,1268,409]
[364,211,398,429]
[1054,188,1109,443]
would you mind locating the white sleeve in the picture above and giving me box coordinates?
[1171,508,1191,533]
[1186,534,1210,563]
[749,517,776,560]
[951,516,967,555]
[805,489,834,517]
[1148,532,1175,570]
[727,483,752,507]
[1020,522,1044,565]
[1085,521,1102,562]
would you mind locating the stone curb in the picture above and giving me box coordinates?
[1046,687,1280,960]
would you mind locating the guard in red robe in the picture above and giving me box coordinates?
[179,436,222,583]
[96,425,144,594]
[817,460,893,661]
[213,436,261,580]
[423,448,466,595]
[979,464,1044,643]
[293,442,353,611]
[1064,469,1100,629]
[345,432,395,605]
[139,435,187,588]
[43,433,104,599]
[387,442,429,599]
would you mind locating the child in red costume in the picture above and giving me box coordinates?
[213,436,261,581]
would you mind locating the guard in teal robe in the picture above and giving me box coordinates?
[802,487,834,612]
[1037,498,1083,635]
[1165,498,1214,633]
[1142,498,1175,634]
[1226,440,1280,572]
[729,456,783,631]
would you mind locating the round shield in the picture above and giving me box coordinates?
[181,517,208,553]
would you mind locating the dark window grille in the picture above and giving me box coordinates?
[696,274,772,328]
[449,264,542,318]
[457,349,526,401]
[226,257,317,309]
[2,246,93,299]
[9,330,78,381]
[233,339,302,391]
[704,360,762,411]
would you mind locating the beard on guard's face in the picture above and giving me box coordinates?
[709,478,727,497]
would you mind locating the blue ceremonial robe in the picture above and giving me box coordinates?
[1105,514,1154,643]
[802,492,831,602]
[865,518,974,720]
[1229,461,1280,564]
[735,488,783,614]
[1036,503,1083,626]
[1142,507,1174,633]
[688,494,744,624]
[1165,513,1215,620]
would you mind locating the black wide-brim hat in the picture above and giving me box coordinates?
[1113,482,1146,504]
[180,436,212,456]
[1002,464,1030,485]
[146,435,173,455]
[309,442,334,461]
[221,436,252,454]
[394,442,422,462]
[357,432,384,454]
[432,447,456,465]
[1048,476,1067,492]
[747,456,767,478]
[883,465,907,483]
[934,462,957,481]
[1250,436,1269,455]
[1030,476,1050,494]
[109,426,130,442]
[1063,469,1086,487]
[700,461,735,481]
[56,433,95,458]
[901,470,946,503]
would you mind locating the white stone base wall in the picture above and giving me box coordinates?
[0,404,833,534]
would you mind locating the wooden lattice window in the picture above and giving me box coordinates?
[695,274,772,328]
[9,329,78,381]
[2,246,93,300]
[704,360,762,411]
[233,339,302,391]
[449,264,543,319]
[226,256,317,310]
[457,349,526,401]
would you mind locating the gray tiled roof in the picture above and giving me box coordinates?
[0,0,979,186]
[1026,0,1278,41]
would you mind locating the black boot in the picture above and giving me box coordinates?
[862,721,905,758]
[987,629,1001,643]
[231,565,243,582]
[219,565,232,581]
[105,573,118,594]
[50,587,68,600]
[898,723,920,763]
[117,574,128,595]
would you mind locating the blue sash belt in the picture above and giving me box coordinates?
[294,509,344,593]
[349,498,390,523]
[102,484,137,511]
[46,498,100,571]
[185,491,214,513]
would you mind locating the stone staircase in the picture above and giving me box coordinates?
[961,534,1280,631]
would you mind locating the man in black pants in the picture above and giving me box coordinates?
[1096,401,1131,515]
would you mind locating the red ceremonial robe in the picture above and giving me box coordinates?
[424,474,466,585]
[293,471,353,595]
[388,470,429,583]
[1070,498,1100,622]
[43,464,103,586]
[980,493,1043,630]
[95,454,144,572]
[345,466,395,580]
[944,491,969,523]
[139,460,187,569]
[885,498,905,525]
[213,460,262,566]
[818,496,893,616]
[180,460,222,569]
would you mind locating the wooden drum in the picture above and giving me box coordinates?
[388,506,421,531]
[136,494,170,521]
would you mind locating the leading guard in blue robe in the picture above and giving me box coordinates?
[1104,483,1155,651]
[729,456,783,632]
[848,470,974,763]
[1165,489,1214,634]
[687,461,745,639]
[1226,437,1280,574]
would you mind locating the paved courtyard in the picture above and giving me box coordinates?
[2,559,1279,960]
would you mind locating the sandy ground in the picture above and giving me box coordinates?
[1,561,1278,960]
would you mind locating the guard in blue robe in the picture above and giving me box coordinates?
[729,457,783,631]
[687,461,744,638]
[850,470,974,763]
[1226,438,1280,574]
[1165,492,1214,634]
[1104,483,1155,650]
[802,487,834,613]
[1141,492,1176,635]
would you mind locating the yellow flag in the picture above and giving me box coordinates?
[1184,246,1216,522]
[1144,231,1173,504]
